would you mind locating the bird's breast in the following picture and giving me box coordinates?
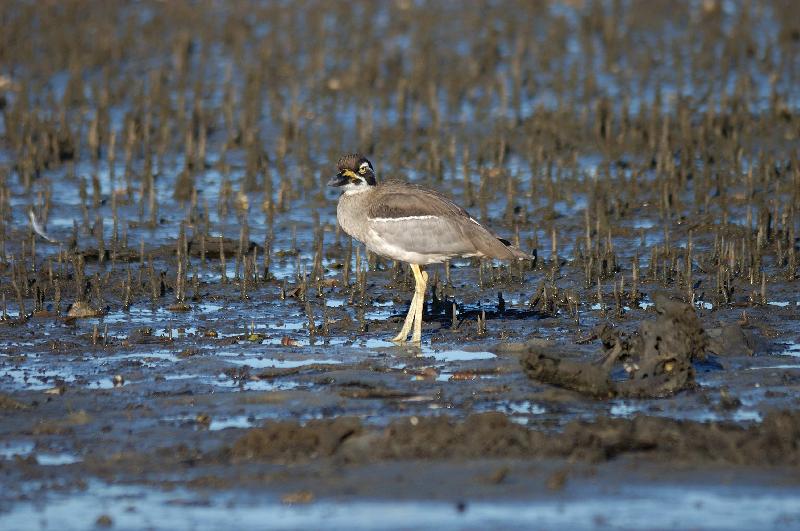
[336,194,369,243]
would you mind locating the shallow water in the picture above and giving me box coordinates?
[2,480,798,531]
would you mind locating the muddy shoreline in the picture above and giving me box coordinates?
[2,0,800,528]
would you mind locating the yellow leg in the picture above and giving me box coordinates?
[391,264,427,343]
[391,289,418,342]
[411,266,428,343]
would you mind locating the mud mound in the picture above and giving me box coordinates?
[225,411,800,467]
[560,410,800,464]
[707,323,775,357]
[231,417,363,462]
[376,413,536,460]
[519,294,708,398]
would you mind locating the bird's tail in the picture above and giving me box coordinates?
[498,238,536,261]
[466,222,536,262]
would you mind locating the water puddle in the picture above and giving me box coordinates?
[779,343,800,358]
[434,371,498,383]
[552,195,588,217]
[1,367,116,391]
[210,375,301,392]
[208,416,256,431]
[102,301,224,325]
[748,365,800,370]
[424,349,495,362]
[489,400,547,425]
[364,300,396,321]
[609,400,763,423]
[105,350,181,365]
[0,441,81,466]
[361,339,495,362]
[161,414,256,431]
[222,356,342,369]
[633,219,656,229]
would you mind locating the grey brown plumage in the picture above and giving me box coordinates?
[329,153,533,343]
[359,180,531,263]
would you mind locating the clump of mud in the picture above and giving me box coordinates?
[231,417,363,462]
[225,411,800,466]
[518,294,707,398]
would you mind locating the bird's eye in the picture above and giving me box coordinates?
[358,162,370,174]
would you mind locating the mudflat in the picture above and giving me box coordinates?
[1,1,799,529]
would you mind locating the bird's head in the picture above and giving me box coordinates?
[328,153,376,194]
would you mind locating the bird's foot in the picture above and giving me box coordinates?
[392,290,419,343]
[390,336,422,344]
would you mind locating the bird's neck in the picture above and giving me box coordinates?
[336,187,374,240]
[343,185,373,196]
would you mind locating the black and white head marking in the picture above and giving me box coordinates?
[330,153,377,194]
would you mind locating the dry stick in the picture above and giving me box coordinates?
[306,301,316,337]
[111,193,118,263]
[54,279,61,315]
[235,225,245,281]
[148,170,157,228]
[789,223,797,280]
[462,145,472,205]
[191,266,199,300]
[631,254,640,304]
[219,235,227,284]
[124,268,132,310]
[263,235,272,281]
[148,255,158,303]
[241,252,249,300]
[251,246,259,284]
[12,274,25,319]
[108,128,117,190]
[342,237,352,288]
[74,254,85,302]
[358,254,367,306]
[200,231,206,269]
[92,272,102,308]
[350,245,361,304]
[96,215,104,264]
[176,226,185,303]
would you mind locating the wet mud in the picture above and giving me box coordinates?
[519,294,706,398]
[226,410,800,466]
[1,0,800,528]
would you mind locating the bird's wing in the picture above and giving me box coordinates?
[364,186,512,259]
[366,214,479,258]
[367,184,472,221]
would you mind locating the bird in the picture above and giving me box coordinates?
[329,153,534,344]
[28,209,58,244]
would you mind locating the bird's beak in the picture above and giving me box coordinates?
[328,171,349,187]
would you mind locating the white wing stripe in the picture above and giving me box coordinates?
[369,215,440,222]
